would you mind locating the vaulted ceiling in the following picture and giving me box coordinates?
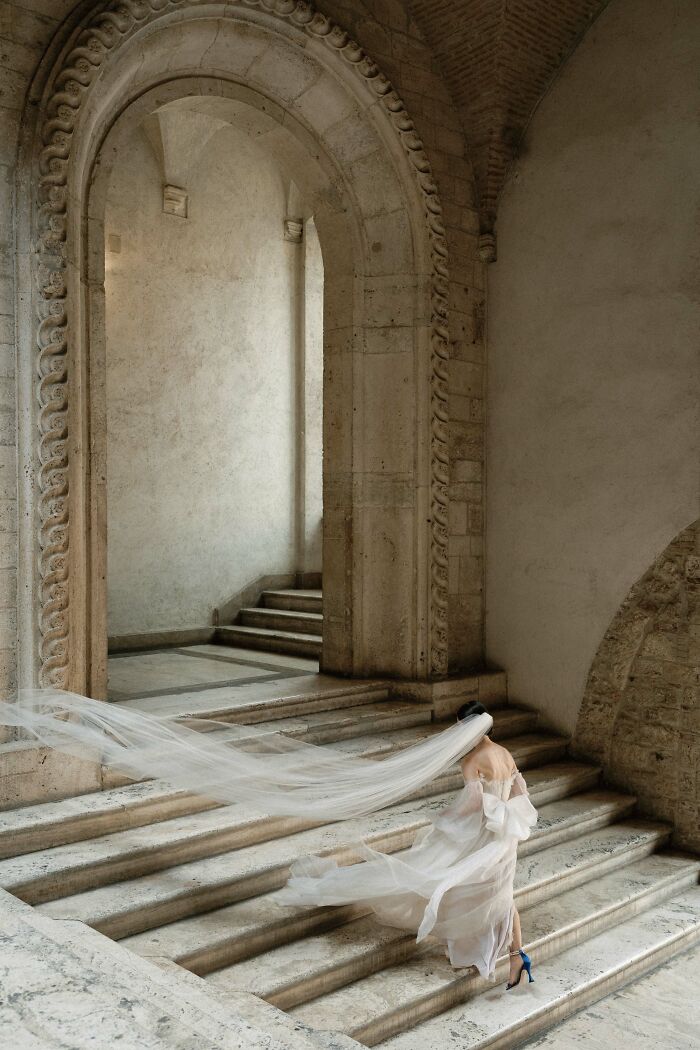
[408,0,610,249]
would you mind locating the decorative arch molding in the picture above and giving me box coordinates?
[573,520,700,852]
[22,0,450,691]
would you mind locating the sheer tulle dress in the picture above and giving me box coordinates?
[278,768,538,979]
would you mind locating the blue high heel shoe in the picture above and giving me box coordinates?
[506,948,534,989]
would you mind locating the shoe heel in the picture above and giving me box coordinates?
[506,949,534,989]
[520,951,534,982]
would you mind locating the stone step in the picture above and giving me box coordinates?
[8,751,590,904]
[264,701,530,752]
[215,625,322,657]
[262,589,323,614]
[0,704,534,862]
[0,779,219,862]
[118,674,391,725]
[122,819,669,978]
[239,606,324,637]
[34,774,623,940]
[334,729,563,767]
[379,886,700,1050]
[213,849,696,1018]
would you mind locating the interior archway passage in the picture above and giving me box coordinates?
[19,6,450,695]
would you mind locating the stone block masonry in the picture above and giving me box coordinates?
[574,521,700,854]
[318,0,486,668]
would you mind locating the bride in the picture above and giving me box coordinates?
[0,692,537,988]
[278,700,538,988]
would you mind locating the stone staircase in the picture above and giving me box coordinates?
[216,587,323,658]
[0,679,698,1050]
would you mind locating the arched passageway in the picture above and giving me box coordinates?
[103,96,324,658]
[16,4,450,694]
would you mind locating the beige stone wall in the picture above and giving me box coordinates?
[486,0,700,733]
[105,118,311,635]
[573,521,700,853]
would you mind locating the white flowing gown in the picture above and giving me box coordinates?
[278,769,538,979]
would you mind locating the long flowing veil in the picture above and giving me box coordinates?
[0,689,492,821]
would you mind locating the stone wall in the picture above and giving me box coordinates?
[1,0,487,691]
[105,115,318,635]
[485,0,700,732]
[573,521,700,853]
[317,0,487,667]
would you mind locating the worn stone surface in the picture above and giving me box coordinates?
[0,887,335,1049]
[574,521,700,853]
[486,0,700,738]
[518,939,700,1050]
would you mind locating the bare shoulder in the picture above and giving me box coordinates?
[495,740,518,769]
[459,750,480,777]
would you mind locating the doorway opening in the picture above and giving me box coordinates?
[102,98,323,701]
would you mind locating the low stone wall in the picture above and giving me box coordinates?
[573,521,700,853]
[0,740,104,811]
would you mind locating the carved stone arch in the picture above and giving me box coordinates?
[17,0,450,693]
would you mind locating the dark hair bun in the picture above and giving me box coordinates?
[456,700,488,721]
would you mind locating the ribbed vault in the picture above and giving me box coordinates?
[408,0,610,251]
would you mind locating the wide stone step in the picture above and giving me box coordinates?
[119,674,391,725]
[380,887,700,1050]
[123,818,668,980]
[34,774,622,940]
[334,728,563,767]
[1,703,538,863]
[0,704,536,863]
[215,848,695,1018]
[263,589,323,613]
[0,698,431,859]
[8,752,591,904]
[215,625,322,657]
[0,779,219,862]
[239,606,324,637]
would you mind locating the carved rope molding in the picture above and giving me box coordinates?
[34,0,450,686]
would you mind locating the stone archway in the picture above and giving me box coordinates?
[17,1,450,694]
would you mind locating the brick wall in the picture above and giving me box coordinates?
[574,521,700,853]
[408,0,608,238]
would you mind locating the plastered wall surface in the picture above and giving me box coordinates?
[486,0,700,733]
[105,121,300,635]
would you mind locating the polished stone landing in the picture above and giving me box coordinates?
[108,643,319,701]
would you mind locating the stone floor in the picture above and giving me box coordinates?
[108,644,319,700]
[521,941,700,1050]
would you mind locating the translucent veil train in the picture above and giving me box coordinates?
[0,688,538,978]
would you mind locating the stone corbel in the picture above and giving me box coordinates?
[284,218,303,243]
[163,184,188,218]
[142,107,228,220]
